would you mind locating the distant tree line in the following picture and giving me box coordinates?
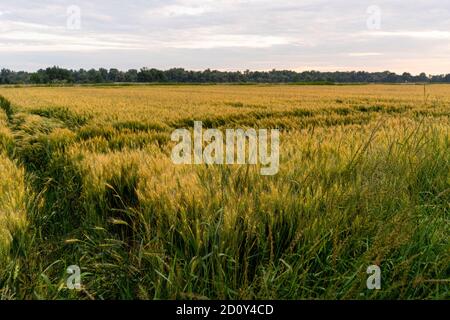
[2,66,450,84]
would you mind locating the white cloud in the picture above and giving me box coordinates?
[366,30,450,40]
[0,16,298,52]
[164,32,297,49]
[0,10,12,16]
[0,20,145,52]
[348,52,383,57]
[147,5,210,17]
[0,0,450,74]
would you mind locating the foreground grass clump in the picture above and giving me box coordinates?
[0,154,27,255]
[0,109,27,263]
[0,85,448,300]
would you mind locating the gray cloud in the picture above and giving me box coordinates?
[0,0,449,74]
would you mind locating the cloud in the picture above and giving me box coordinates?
[0,0,449,74]
[366,30,450,40]
[168,34,296,49]
[0,18,296,52]
[0,10,12,16]
[146,5,211,17]
[348,52,383,57]
[0,20,143,52]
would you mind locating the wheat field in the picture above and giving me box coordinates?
[0,84,449,300]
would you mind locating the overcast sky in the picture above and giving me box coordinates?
[0,0,449,74]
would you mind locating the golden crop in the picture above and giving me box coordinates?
[0,84,448,300]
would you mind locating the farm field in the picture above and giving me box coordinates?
[0,84,449,300]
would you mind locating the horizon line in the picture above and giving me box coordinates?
[0,66,440,77]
